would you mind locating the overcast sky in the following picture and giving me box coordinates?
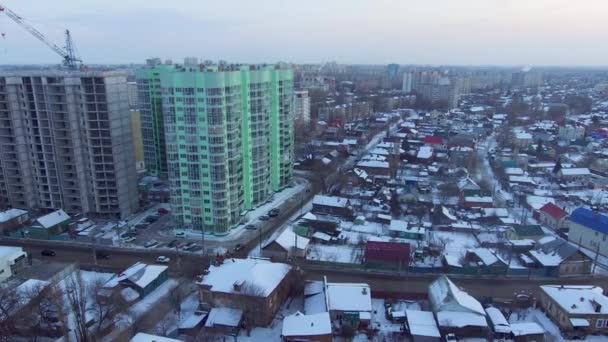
[1,0,606,66]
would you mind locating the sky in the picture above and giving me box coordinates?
[0,0,607,66]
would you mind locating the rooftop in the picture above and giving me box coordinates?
[282,312,331,337]
[541,285,608,314]
[569,208,608,234]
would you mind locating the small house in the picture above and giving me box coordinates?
[507,225,544,241]
[312,195,352,218]
[405,309,441,342]
[29,209,70,239]
[0,209,28,235]
[538,203,569,232]
[262,229,310,261]
[0,246,28,282]
[103,262,169,301]
[282,311,332,342]
[389,219,425,240]
[203,307,243,336]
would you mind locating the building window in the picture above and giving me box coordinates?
[596,319,605,328]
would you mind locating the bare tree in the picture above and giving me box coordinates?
[64,271,90,342]
[0,285,21,337]
[21,282,67,339]
[155,315,178,337]
[88,277,129,338]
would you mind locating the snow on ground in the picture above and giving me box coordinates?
[128,279,179,317]
[237,296,304,342]
[306,244,364,264]
[429,231,479,258]
[370,299,405,338]
[153,291,200,336]
[509,308,608,342]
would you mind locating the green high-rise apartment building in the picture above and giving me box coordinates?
[136,60,175,177]
[154,62,293,235]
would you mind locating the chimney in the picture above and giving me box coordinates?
[362,287,368,295]
[233,280,243,292]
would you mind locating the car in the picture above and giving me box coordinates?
[41,249,56,257]
[234,244,243,251]
[167,239,179,248]
[175,231,186,238]
[134,223,149,230]
[156,256,170,263]
[120,232,137,239]
[95,251,110,260]
[268,208,280,217]
[121,236,136,243]
[145,215,159,223]
[259,215,270,221]
[157,208,170,215]
[144,240,158,248]
[245,224,257,230]
[444,333,457,342]
[182,242,197,251]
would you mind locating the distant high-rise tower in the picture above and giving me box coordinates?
[402,71,413,93]
[293,90,311,126]
[155,63,294,235]
[0,71,139,219]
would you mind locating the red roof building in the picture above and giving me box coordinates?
[538,202,569,231]
[364,241,410,270]
[423,135,444,145]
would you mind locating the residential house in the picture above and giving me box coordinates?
[130,333,182,342]
[558,168,591,181]
[203,307,243,336]
[528,236,592,277]
[485,307,511,340]
[0,246,27,282]
[405,309,441,342]
[417,146,434,164]
[507,225,545,242]
[282,311,332,342]
[303,277,372,330]
[463,196,494,208]
[103,262,169,301]
[509,322,546,342]
[457,177,481,198]
[538,203,569,233]
[568,208,608,257]
[197,258,293,326]
[312,195,353,218]
[513,131,533,148]
[0,209,28,236]
[356,159,392,178]
[465,248,508,275]
[389,219,425,240]
[364,241,410,271]
[262,229,310,261]
[428,276,489,339]
[423,135,445,149]
[28,210,70,239]
[539,285,608,336]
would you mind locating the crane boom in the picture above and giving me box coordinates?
[0,3,82,69]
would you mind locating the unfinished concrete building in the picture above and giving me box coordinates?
[0,71,139,219]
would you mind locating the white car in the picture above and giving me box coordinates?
[156,256,170,263]
[144,240,158,248]
[121,236,136,243]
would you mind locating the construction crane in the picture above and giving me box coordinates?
[0,3,82,69]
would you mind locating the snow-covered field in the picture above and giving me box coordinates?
[307,244,364,264]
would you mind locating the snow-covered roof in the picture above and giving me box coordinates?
[198,259,291,297]
[282,311,331,337]
[436,311,488,328]
[468,248,505,266]
[0,246,26,263]
[269,229,310,252]
[311,231,332,242]
[505,167,524,175]
[417,146,433,159]
[130,333,181,342]
[405,310,440,337]
[357,160,390,168]
[0,209,27,223]
[35,209,70,229]
[485,307,510,333]
[464,196,493,203]
[429,276,485,316]
[104,262,167,290]
[541,285,608,314]
[326,283,372,312]
[442,206,457,221]
[559,167,591,176]
[389,219,409,232]
[16,279,50,298]
[204,307,243,328]
[302,212,317,221]
[514,131,532,140]
[529,249,564,266]
[312,195,349,208]
[510,322,544,336]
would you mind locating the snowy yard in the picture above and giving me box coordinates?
[429,231,479,257]
[509,308,608,342]
[306,244,364,264]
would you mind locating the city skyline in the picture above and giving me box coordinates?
[1,0,607,67]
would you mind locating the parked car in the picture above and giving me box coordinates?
[175,231,186,238]
[259,215,270,221]
[145,215,160,223]
[95,251,110,260]
[268,208,280,217]
[156,256,170,263]
[134,223,149,230]
[167,239,179,248]
[234,244,243,252]
[144,240,158,248]
[245,224,257,230]
[41,249,56,257]
[157,207,170,215]
[444,333,457,342]
[120,232,137,239]
[182,242,197,251]
[121,236,136,243]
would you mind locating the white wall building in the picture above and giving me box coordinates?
[558,125,585,141]
[0,246,27,282]
[293,90,311,125]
